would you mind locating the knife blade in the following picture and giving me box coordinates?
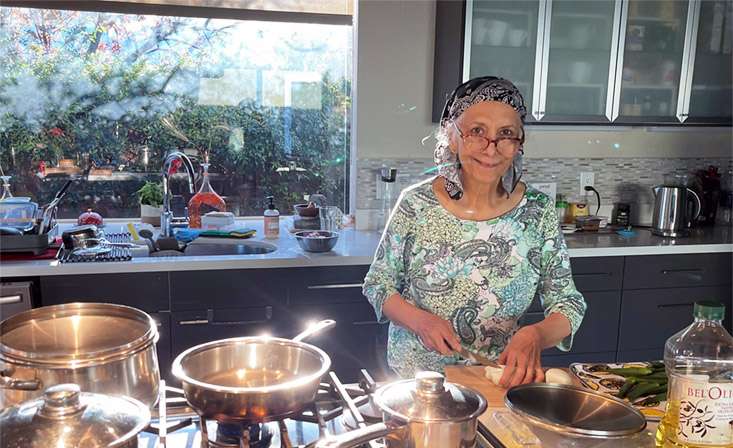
[456,346,502,369]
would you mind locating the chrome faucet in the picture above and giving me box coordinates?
[161,151,196,238]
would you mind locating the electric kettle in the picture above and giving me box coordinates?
[651,185,701,237]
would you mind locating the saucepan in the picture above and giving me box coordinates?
[172,319,335,422]
[316,371,487,448]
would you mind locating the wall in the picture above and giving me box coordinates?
[354,0,733,229]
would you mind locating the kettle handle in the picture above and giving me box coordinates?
[686,188,702,226]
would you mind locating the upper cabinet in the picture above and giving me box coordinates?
[432,0,733,125]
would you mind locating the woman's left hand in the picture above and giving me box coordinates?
[497,325,545,388]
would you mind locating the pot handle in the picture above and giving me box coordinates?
[292,319,336,342]
[315,421,405,448]
[686,188,702,226]
[0,369,41,391]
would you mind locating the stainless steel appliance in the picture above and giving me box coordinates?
[651,185,701,237]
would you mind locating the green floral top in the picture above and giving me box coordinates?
[362,179,586,378]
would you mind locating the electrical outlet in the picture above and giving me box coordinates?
[579,172,595,196]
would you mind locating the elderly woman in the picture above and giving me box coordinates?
[363,76,586,387]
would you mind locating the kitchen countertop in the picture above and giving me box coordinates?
[0,220,730,278]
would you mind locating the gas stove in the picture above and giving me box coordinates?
[139,370,496,448]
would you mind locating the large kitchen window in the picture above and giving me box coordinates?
[0,2,353,218]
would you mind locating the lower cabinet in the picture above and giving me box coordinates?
[618,286,733,359]
[521,291,621,363]
[168,306,287,383]
[285,302,390,383]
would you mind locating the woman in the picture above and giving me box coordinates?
[362,76,586,388]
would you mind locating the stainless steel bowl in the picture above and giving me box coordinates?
[294,230,339,253]
[505,383,646,439]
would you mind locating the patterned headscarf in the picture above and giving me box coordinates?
[435,76,527,200]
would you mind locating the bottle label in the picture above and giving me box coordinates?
[671,375,733,445]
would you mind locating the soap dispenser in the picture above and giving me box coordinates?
[264,196,280,239]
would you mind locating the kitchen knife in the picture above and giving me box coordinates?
[456,346,502,369]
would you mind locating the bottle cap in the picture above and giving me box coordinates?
[694,301,725,321]
[380,167,397,183]
[267,196,275,210]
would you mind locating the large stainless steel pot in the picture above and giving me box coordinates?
[172,319,335,422]
[0,383,150,448]
[0,303,160,408]
[316,371,488,448]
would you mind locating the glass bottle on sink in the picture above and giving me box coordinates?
[188,162,226,228]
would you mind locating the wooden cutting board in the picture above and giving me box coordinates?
[444,365,508,407]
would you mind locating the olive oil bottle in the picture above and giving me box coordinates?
[656,302,733,447]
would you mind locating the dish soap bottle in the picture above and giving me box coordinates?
[188,162,226,228]
[656,301,733,448]
[264,196,279,239]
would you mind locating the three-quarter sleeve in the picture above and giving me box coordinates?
[362,192,415,323]
[536,201,587,351]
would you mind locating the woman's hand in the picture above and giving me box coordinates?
[497,325,545,388]
[411,308,462,356]
[382,294,461,356]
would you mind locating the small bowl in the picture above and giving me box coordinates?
[294,203,319,218]
[294,230,339,253]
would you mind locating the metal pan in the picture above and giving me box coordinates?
[172,319,335,423]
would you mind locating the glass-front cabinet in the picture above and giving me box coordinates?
[451,0,732,125]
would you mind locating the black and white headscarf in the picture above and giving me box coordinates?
[435,76,527,200]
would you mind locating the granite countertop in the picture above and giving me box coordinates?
[0,220,730,277]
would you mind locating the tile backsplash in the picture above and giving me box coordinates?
[356,157,733,228]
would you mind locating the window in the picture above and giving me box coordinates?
[0,2,352,218]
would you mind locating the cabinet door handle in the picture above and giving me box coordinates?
[0,295,22,305]
[352,320,383,326]
[307,283,364,290]
[178,319,209,326]
[658,303,694,310]
[208,306,273,325]
[661,269,703,281]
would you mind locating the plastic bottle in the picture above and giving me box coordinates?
[264,196,280,239]
[656,301,733,448]
[376,167,397,230]
[188,163,226,228]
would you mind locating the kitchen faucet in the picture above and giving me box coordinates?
[161,151,196,238]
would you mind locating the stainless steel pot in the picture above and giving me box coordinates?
[0,383,150,448]
[316,371,488,448]
[172,319,335,422]
[0,303,160,408]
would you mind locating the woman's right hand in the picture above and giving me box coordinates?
[410,308,462,356]
[382,294,462,356]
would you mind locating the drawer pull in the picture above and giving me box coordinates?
[178,319,209,326]
[0,295,22,305]
[661,269,703,282]
[352,320,384,326]
[307,283,364,290]
[658,303,694,310]
[208,307,272,325]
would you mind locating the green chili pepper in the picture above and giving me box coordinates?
[616,377,638,398]
[607,367,654,377]
[627,382,661,401]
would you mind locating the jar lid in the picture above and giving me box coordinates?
[373,371,487,423]
[0,384,150,448]
[694,301,725,321]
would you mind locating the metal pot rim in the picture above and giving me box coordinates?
[504,383,647,438]
[171,336,332,394]
[0,303,159,368]
[374,377,488,423]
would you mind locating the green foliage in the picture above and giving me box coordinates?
[136,181,163,207]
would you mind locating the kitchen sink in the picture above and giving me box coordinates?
[149,241,277,257]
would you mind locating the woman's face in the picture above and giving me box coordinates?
[450,101,523,187]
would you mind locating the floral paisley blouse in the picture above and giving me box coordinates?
[362,179,587,378]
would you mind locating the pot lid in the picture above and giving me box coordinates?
[374,371,487,423]
[0,383,150,448]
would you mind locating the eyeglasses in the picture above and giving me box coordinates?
[452,122,523,154]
